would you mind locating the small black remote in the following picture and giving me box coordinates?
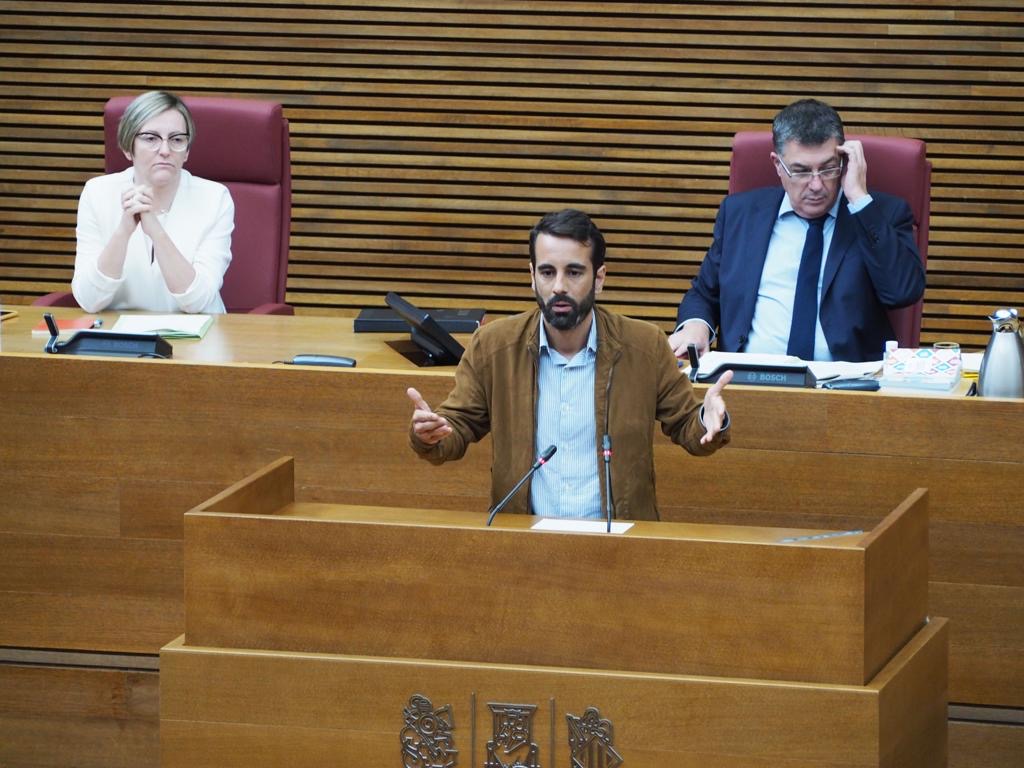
[822,378,880,391]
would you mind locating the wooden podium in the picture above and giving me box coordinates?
[161,457,947,767]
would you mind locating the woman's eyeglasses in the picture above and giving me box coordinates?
[135,132,190,152]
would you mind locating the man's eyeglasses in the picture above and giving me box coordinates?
[777,156,844,183]
[135,132,190,152]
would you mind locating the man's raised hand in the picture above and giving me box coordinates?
[407,387,452,445]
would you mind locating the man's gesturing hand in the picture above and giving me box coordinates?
[700,369,733,445]
[407,387,452,445]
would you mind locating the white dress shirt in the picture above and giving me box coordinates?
[72,167,234,314]
[530,313,602,519]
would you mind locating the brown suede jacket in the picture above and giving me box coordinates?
[409,305,730,520]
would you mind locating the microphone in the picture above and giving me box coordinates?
[485,445,557,526]
[602,434,614,532]
[687,343,700,382]
[602,367,615,532]
[43,312,61,353]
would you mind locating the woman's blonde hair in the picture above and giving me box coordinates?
[116,91,195,155]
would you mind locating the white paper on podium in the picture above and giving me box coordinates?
[531,518,633,534]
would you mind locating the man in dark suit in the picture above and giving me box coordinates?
[669,99,925,363]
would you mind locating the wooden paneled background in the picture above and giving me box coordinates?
[1,1,1022,349]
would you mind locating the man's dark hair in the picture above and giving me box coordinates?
[529,208,606,270]
[772,98,845,155]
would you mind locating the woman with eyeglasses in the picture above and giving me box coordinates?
[72,90,233,313]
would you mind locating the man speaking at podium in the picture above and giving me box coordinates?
[407,209,732,521]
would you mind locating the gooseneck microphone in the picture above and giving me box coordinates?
[602,434,614,532]
[602,367,615,532]
[687,343,700,382]
[485,445,557,526]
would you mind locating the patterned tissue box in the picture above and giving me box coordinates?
[881,347,962,391]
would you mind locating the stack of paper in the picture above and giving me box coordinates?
[684,351,881,383]
[110,314,213,339]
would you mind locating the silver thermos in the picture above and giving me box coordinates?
[977,308,1024,398]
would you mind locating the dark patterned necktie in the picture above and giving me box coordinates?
[787,215,828,360]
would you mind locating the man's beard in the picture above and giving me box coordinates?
[537,284,596,331]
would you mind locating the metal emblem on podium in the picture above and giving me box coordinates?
[566,707,622,768]
[400,694,458,768]
[484,702,541,768]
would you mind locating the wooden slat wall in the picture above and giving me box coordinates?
[1,0,1022,349]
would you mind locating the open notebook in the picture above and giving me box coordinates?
[110,314,213,339]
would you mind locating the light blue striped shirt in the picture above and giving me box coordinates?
[745,194,872,361]
[529,314,602,519]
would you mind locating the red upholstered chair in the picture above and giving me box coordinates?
[727,131,930,348]
[35,96,292,314]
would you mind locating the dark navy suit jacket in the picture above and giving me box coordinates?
[677,187,925,363]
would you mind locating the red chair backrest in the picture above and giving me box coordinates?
[105,96,291,313]
[728,131,930,348]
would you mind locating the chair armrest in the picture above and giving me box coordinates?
[247,302,294,316]
[32,291,79,308]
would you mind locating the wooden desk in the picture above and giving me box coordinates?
[183,458,929,687]
[0,306,434,367]
[159,458,945,767]
[2,307,1022,764]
